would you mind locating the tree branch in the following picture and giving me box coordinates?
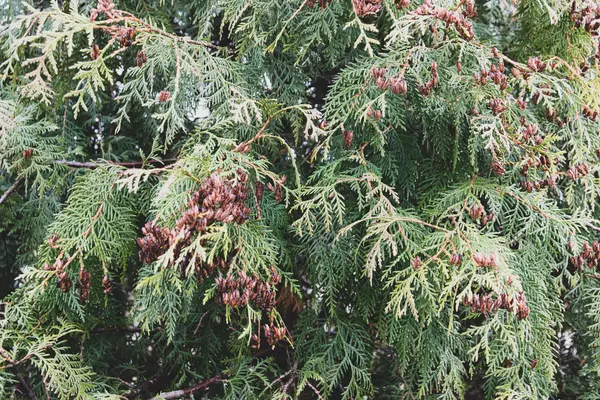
[91,326,162,334]
[123,375,162,399]
[306,381,324,400]
[0,345,39,399]
[0,178,23,205]
[56,158,177,169]
[15,366,38,400]
[146,375,223,400]
[234,117,272,152]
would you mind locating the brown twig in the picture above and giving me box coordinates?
[235,117,273,152]
[0,345,46,370]
[264,362,298,392]
[15,366,38,400]
[146,375,223,400]
[0,178,24,205]
[306,381,324,400]
[193,311,210,335]
[41,373,51,400]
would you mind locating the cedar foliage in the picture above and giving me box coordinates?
[2,0,600,398]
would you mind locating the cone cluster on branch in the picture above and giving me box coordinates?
[491,158,505,176]
[352,0,382,17]
[566,162,590,181]
[136,51,147,68]
[42,242,74,294]
[22,148,33,160]
[117,27,135,47]
[417,61,438,97]
[261,323,288,347]
[216,268,288,348]
[472,252,499,268]
[215,267,281,313]
[520,123,538,142]
[366,106,383,120]
[474,61,507,90]
[571,1,600,59]
[468,203,494,227]
[90,0,121,21]
[513,119,561,192]
[79,268,91,303]
[137,170,251,280]
[527,57,546,73]
[266,175,286,203]
[414,0,475,40]
[569,240,600,271]
[571,2,600,35]
[583,104,598,121]
[462,291,530,319]
[487,98,506,115]
[519,175,558,193]
[90,44,100,60]
[371,67,407,96]
[158,90,171,103]
[411,256,422,270]
[395,0,410,9]
[342,129,354,149]
[102,275,112,294]
[449,253,463,266]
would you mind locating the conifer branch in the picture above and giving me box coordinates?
[118,11,217,49]
[56,159,177,169]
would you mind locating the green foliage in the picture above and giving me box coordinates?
[1,0,600,398]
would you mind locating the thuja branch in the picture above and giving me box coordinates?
[0,347,41,400]
[116,11,216,49]
[56,158,177,169]
[339,214,452,239]
[0,345,46,370]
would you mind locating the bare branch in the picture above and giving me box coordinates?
[0,178,23,205]
[15,366,38,400]
[146,375,223,400]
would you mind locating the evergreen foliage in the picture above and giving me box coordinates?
[1,0,600,398]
